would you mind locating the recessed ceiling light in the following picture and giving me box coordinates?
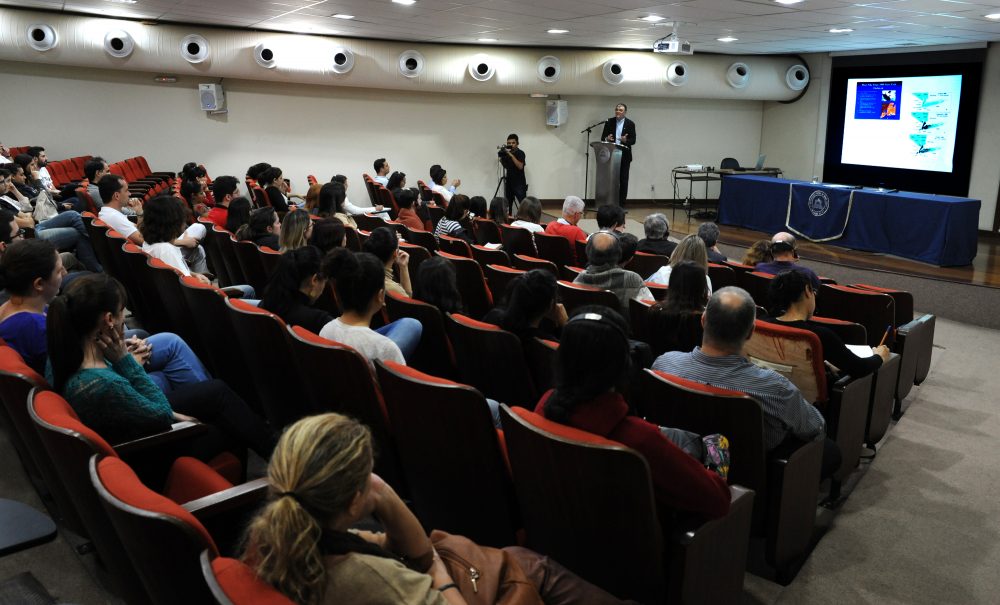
[717,36,738,42]
[986,13,1000,19]
[530,93,549,98]
[478,38,498,42]
[333,14,354,19]
[392,0,416,5]
[774,0,803,4]
[829,27,853,33]
[547,29,569,34]
[640,15,665,22]
[105,0,138,3]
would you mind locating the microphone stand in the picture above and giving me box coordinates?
[581,120,605,205]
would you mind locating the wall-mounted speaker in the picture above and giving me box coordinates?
[199,83,225,111]
[398,50,425,78]
[785,64,810,91]
[546,99,568,126]
[726,62,751,89]
[469,54,495,81]
[26,24,58,52]
[666,61,689,87]
[181,34,209,64]
[332,47,354,74]
[254,43,276,69]
[537,56,561,83]
[104,30,134,59]
[602,60,624,85]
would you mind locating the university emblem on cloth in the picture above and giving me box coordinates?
[807,190,830,217]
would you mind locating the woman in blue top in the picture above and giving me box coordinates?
[47,273,275,455]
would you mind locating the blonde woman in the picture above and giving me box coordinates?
[646,233,713,293]
[243,413,628,605]
[279,209,313,253]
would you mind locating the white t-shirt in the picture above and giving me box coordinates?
[430,183,454,203]
[38,167,54,191]
[319,318,405,370]
[510,220,544,234]
[647,265,713,295]
[142,242,191,276]
[99,206,138,239]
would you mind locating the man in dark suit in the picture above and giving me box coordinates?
[600,102,636,208]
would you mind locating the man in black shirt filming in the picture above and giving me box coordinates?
[498,133,526,212]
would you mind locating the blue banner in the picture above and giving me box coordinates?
[785,184,853,242]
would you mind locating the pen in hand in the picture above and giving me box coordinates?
[878,324,893,347]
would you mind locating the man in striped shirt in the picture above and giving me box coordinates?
[652,286,841,479]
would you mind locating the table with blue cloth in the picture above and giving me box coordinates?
[718,175,980,266]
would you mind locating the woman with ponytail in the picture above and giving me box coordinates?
[537,305,732,520]
[483,269,567,343]
[245,413,631,605]
[260,246,334,334]
[47,273,275,453]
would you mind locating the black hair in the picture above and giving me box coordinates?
[97,174,125,206]
[506,133,519,143]
[139,195,187,244]
[84,157,107,182]
[618,233,638,266]
[413,257,463,314]
[0,238,57,296]
[260,246,328,318]
[373,158,387,173]
[13,154,33,174]
[362,226,398,264]
[596,204,625,230]
[246,163,272,181]
[179,179,204,206]
[180,162,207,181]
[225,197,253,233]
[396,188,416,210]
[659,261,708,313]
[767,269,812,316]
[237,207,277,242]
[429,165,446,186]
[325,249,384,313]
[308,217,346,254]
[317,182,346,217]
[544,305,630,424]
[616,102,628,111]
[27,146,44,158]
[444,194,469,222]
[0,209,17,245]
[488,197,508,224]
[386,171,406,191]
[469,196,487,218]
[212,175,240,202]
[258,167,283,188]
[497,270,556,335]
[331,175,347,185]
[46,273,128,392]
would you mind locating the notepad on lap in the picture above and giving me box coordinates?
[846,344,874,358]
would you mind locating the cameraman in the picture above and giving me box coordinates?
[498,133,526,212]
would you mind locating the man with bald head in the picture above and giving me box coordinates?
[754,232,821,291]
[653,286,839,479]
[573,231,652,314]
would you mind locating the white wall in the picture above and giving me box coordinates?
[0,59,763,203]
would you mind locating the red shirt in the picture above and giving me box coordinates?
[206,206,229,229]
[544,219,587,264]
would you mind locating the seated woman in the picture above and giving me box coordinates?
[309,217,346,254]
[337,174,388,218]
[47,273,274,455]
[428,164,460,203]
[319,249,422,368]
[741,239,773,266]
[304,183,322,216]
[647,234,713,294]
[260,246,334,334]
[537,305,732,519]
[764,269,889,381]
[278,209,312,253]
[141,196,213,280]
[510,196,544,234]
[433,195,474,244]
[488,196,509,225]
[393,188,424,232]
[179,179,210,217]
[243,413,628,605]
[317,182,356,228]
[646,260,708,355]
[0,238,214,394]
[362,226,411,297]
[413,257,463,315]
[483,269,566,344]
[236,207,282,251]
[257,166,291,213]
[386,170,406,192]
[468,195,487,219]
[224,196,253,234]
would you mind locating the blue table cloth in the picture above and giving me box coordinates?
[718,175,980,266]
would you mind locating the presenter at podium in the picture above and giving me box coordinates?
[600,102,636,208]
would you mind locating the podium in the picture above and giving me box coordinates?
[590,141,625,208]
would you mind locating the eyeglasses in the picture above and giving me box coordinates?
[16,228,25,239]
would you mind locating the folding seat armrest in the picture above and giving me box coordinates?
[766,438,822,572]
[113,420,212,456]
[826,373,872,481]
[183,477,269,519]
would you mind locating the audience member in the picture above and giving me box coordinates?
[83,157,110,208]
[278,209,312,253]
[242,412,628,605]
[647,234,713,294]
[537,306,732,518]
[510,196,544,233]
[652,286,840,479]
[593,204,626,236]
[372,158,391,186]
[319,249,422,367]
[47,273,274,455]
[26,147,60,196]
[363,226,412,297]
[545,196,588,263]
[140,196,212,280]
[468,195,487,219]
[260,246,334,334]
[765,269,888,381]
[413,257,463,315]
[755,232,821,291]
[224,196,253,234]
[393,189,424,232]
[246,162,271,184]
[742,239,773,266]
[257,167,292,213]
[428,164,460,203]
[308,217,346,254]
[207,175,240,229]
[317,182,355,228]
[386,170,406,192]
[483,269,567,344]
[0,141,10,163]
[637,213,676,257]
[304,183,322,215]
[647,260,708,355]
[338,174,387,218]
[697,222,727,263]
[434,194,474,244]
[573,232,652,313]
[618,232,638,266]
[488,196,509,224]
[236,206,281,251]
[96,175,145,245]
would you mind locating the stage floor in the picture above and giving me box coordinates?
[543,202,1000,289]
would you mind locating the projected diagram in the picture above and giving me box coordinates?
[909,92,949,156]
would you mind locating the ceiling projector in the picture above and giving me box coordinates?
[653,35,693,55]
